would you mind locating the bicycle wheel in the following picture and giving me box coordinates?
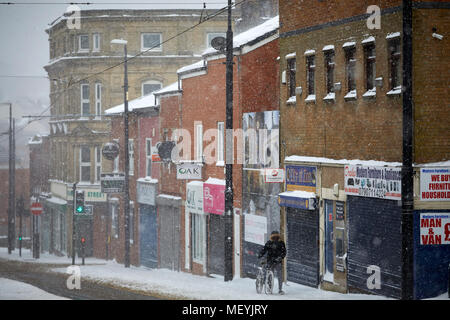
[265,270,274,295]
[255,268,264,294]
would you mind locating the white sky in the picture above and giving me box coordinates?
[0,0,228,164]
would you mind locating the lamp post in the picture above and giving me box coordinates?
[1,102,14,254]
[224,0,234,282]
[111,39,131,268]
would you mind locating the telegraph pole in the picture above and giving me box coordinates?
[8,103,15,254]
[224,0,234,282]
[401,0,414,300]
[72,183,77,265]
[123,42,131,268]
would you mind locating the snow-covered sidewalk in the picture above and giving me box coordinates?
[0,278,68,300]
[0,247,390,300]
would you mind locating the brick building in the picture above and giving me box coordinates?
[278,0,449,299]
[162,16,280,278]
[43,8,229,260]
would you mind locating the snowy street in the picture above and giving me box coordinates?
[0,248,391,300]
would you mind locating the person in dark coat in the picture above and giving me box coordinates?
[258,231,286,294]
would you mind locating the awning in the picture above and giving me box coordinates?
[278,190,316,210]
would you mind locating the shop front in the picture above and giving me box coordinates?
[280,164,319,288]
[137,178,158,268]
[345,164,403,299]
[157,194,182,271]
[185,180,206,274]
[203,178,225,276]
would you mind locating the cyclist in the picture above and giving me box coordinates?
[258,230,286,295]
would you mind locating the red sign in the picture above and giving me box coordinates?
[203,182,225,215]
[30,202,43,216]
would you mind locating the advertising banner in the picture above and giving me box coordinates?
[420,168,450,201]
[203,182,225,215]
[420,212,450,245]
[244,214,267,246]
[285,165,316,192]
[344,165,401,200]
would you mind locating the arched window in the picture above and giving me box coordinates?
[141,80,162,96]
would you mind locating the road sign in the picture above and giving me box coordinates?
[102,142,120,161]
[101,173,125,193]
[30,202,43,216]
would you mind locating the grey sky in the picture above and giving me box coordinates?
[0,0,227,166]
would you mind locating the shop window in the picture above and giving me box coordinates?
[287,57,296,99]
[388,37,402,94]
[306,55,315,101]
[344,46,357,99]
[80,146,91,182]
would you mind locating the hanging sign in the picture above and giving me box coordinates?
[177,163,202,180]
[420,213,450,245]
[344,165,401,200]
[420,168,450,201]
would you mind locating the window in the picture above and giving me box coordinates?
[113,139,119,173]
[388,38,401,91]
[287,58,296,98]
[95,83,102,116]
[129,139,134,176]
[93,33,100,52]
[95,146,101,182]
[141,33,162,51]
[81,84,90,116]
[345,46,357,97]
[217,122,224,164]
[192,213,205,262]
[324,50,335,96]
[306,55,316,98]
[80,146,91,182]
[111,202,119,238]
[195,124,203,162]
[141,80,162,96]
[207,32,226,48]
[78,34,89,52]
[364,43,376,91]
[146,138,152,176]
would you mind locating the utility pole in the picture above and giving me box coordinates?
[401,0,414,300]
[72,182,77,265]
[8,103,15,254]
[224,0,234,282]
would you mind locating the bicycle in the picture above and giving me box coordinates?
[255,260,275,294]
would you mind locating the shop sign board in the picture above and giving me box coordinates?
[344,165,401,200]
[420,168,450,201]
[285,165,316,192]
[420,212,450,245]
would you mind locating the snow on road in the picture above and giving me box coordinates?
[0,248,394,300]
[0,278,69,300]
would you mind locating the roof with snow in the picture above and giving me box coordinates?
[105,93,157,115]
[153,81,181,96]
[202,15,279,56]
[177,60,206,75]
[284,155,402,167]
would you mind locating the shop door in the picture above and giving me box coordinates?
[286,207,319,287]
[324,200,334,282]
[159,205,180,270]
[139,204,158,268]
[208,214,224,276]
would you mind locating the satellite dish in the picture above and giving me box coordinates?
[211,36,227,52]
[157,141,176,162]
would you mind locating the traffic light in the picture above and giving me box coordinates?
[75,190,85,213]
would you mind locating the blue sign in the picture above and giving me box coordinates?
[278,194,315,210]
[285,165,316,192]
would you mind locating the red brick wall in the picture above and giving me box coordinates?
[280,0,402,34]
[412,8,450,163]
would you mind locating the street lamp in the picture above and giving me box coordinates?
[1,102,14,255]
[111,39,131,268]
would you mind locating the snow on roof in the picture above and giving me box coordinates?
[46,196,67,206]
[158,194,182,200]
[204,177,226,185]
[304,49,316,56]
[202,15,279,56]
[285,155,402,167]
[137,177,158,184]
[415,160,450,168]
[279,190,316,199]
[177,60,206,74]
[153,81,180,96]
[187,180,204,187]
[105,93,156,115]
[322,45,335,51]
[386,32,401,39]
[342,41,356,48]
